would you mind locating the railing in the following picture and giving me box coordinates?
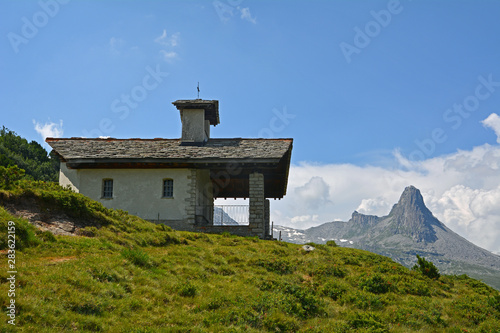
[213,205,249,226]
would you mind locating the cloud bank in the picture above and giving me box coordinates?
[272,113,500,254]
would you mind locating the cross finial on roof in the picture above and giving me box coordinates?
[197,82,200,99]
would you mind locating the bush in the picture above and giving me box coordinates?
[0,211,41,250]
[0,165,25,190]
[488,294,500,312]
[359,274,391,294]
[263,311,299,332]
[401,280,430,296]
[253,258,296,275]
[37,230,57,242]
[412,255,440,279]
[321,281,347,301]
[347,312,387,331]
[341,290,385,311]
[326,240,337,247]
[311,263,346,278]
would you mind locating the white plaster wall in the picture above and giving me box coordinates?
[59,162,80,192]
[71,168,191,220]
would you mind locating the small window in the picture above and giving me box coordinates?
[163,179,173,198]
[102,179,113,198]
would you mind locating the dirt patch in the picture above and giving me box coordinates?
[1,196,100,236]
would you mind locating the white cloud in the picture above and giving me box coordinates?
[482,113,500,143]
[33,120,63,141]
[294,176,331,211]
[154,30,180,47]
[357,197,390,216]
[291,214,319,225]
[240,7,256,24]
[271,134,500,254]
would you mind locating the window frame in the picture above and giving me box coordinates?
[162,178,174,198]
[102,178,114,199]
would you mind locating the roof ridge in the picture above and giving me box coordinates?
[46,137,293,142]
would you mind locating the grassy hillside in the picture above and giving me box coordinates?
[1,181,500,332]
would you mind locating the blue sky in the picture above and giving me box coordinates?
[2,0,500,253]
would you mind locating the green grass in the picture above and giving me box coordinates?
[1,181,500,332]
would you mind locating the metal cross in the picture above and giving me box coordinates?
[197,82,200,99]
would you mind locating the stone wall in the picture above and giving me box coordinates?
[249,172,265,238]
[184,169,197,225]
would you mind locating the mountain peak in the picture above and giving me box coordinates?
[388,185,442,242]
[398,185,426,208]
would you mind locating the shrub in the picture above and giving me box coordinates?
[279,283,323,318]
[37,230,57,242]
[412,255,440,279]
[341,290,386,311]
[253,258,296,275]
[488,294,500,312]
[0,165,25,190]
[263,311,299,332]
[0,211,41,250]
[359,274,391,294]
[321,281,347,301]
[155,223,172,232]
[401,280,430,296]
[347,312,387,331]
[326,240,337,247]
[206,295,231,310]
[310,263,346,278]
[79,226,98,237]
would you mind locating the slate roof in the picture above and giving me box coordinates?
[46,138,293,162]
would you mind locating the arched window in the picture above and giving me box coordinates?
[163,179,173,198]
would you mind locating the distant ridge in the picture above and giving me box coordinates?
[275,185,500,290]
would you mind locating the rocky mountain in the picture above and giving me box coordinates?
[274,186,500,290]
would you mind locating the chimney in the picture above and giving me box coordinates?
[172,99,219,145]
